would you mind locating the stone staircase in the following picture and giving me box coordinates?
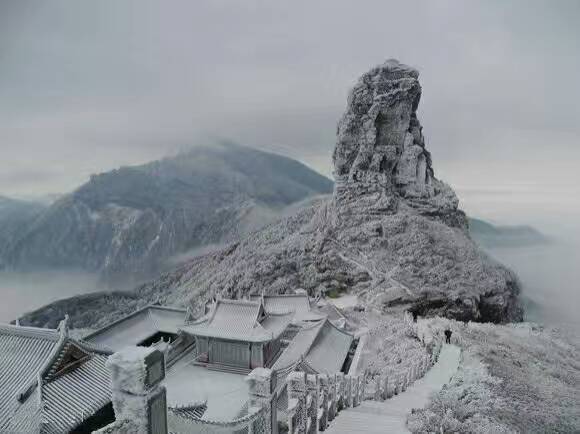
[325,344,461,434]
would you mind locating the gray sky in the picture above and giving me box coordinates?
[1,0,579,231]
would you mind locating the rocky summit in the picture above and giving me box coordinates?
[333,60,463,228]
[21,60,523,329]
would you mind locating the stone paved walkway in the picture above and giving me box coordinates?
[326,344,461,433]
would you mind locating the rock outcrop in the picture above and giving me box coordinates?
[21,60,523,329]
[333,60,464,227]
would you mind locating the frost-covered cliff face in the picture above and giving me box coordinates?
[21,60,522,328]
[2,143,333,285]
[333,60,464,228]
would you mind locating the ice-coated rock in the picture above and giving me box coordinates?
[21,60,523,328]
[333,59,463,227]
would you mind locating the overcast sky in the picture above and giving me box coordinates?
[1,0,579,231]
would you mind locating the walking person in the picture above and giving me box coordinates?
[444,328,452,344]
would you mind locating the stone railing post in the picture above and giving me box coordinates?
[374,376,382,401]
[360,375,366,403]
[327,374,337,421]
[107,347,167,434]
[247,368,276,434]
[288,372,307,434]
[345,376,353,408]
[318,374,329,430]
[306,374,319,434]
[336,373,345,411]
[383,375,390,399]
[352,375,359,407]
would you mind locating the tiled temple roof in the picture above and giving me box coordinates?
[272,320,325,370]
[305,320,353,374]
[39,353,111,433]
[0,320,112,433]
[250,294,326,322]
[272,319,353,374]
[84,305,187,351]
[182,299,292,343]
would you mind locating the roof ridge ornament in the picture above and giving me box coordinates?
[58,314,70,339]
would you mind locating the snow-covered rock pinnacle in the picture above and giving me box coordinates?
[333,59,463,227]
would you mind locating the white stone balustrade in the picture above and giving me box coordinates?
[247,367,276,434]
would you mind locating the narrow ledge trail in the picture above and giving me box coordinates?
[326,344,461,434]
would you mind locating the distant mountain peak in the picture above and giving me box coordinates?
[1,145,333,284]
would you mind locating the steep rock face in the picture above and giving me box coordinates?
[333,60,464,227]
[3,143,333,284]
[21,60,522,328]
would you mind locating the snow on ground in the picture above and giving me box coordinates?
[328,294,358,310]
[343,308,430,390]
[408,319,580,433]
[326,344,460,434]
[164,354,249,421]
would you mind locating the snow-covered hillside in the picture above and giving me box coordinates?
[2,142,332,285]
[408,319,580,433]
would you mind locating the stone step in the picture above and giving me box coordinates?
[325,410,405,433]
[205,363,251,375]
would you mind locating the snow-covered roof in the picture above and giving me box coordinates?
[37,353,111,433]
[272,320,326,370]
[0,321,112,433]
[249,294,326,323]
[305,320,353,374]
[182,299,292,343]
[84,305,186,351]
[165,355,249,421]
[272,319,353,374]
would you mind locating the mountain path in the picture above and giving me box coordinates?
[328,236,415,298]
[326,344,461,434]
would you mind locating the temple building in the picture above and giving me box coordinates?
[0,293,359,429]
[182,298,293,370]
[0,319,114,433]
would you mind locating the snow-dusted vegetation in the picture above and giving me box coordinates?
[408,320,580,433]
[343,308,434,393]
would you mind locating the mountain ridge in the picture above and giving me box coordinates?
[1,142,333,284]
